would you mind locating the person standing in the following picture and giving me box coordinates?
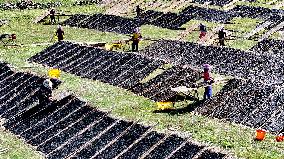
[203,64,214,100]
[135,6,143,25]
[136,6,142,17]
[50,8,56,24]
[199,23,207,40]
[218,28,226,46]
[131,27,142,52]
[37,79,53,105]
[56,25,64,42]
[136,5,142,17]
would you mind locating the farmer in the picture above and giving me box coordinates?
[199,23,207,40]
[50,8,56,24]
[56,25,64,42]
[37,79,53,105]
[136,5,142,17]
[203,64,214,100]
[131,27,142,52]
[218,27,226,46]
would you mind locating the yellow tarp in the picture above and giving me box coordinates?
[48,68,61,79]
[105,44,113,51]
[157,101,173,110]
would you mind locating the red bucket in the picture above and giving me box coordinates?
[276,134,284,142]
[255,129,266,141]
[11,34,16,40]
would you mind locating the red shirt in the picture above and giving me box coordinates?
[203,71,210,81]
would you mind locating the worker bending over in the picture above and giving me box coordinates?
[37,79,53,105]
[218,28,226,46]
[56,25,64,42]
[131,28,142,52]
[199,23,207,40]
[203,64,214,100]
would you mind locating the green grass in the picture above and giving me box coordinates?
[0,0,78,6]
[140,63,173,83]
[1,3,284,159]
[0,128,44,159]
[227,39,258,51]
[8,46,284,159]
[0,8,129,46]
[235,0,278,8]
[224,17,261,50]
[140,24,182,40]
[270,31,283,40]
[50,70,284,159]
[179,18,260,49]
[226,17,262,36]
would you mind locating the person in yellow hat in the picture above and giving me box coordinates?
[131,27,142,52]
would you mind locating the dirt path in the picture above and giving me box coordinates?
[273,1,284,9]
[106,0,152,16]
[144,1,164,10]
[163,0,190,13]
[34,10,50,23]
[259,21,284,42]
[177,23,198,41]
[158,0,174,11]
[119,0,145,17]
[267,0,279,5]
[223,0,240,11]
[203,25,223,45]
[105,0,127,15]
[99,0,115,7]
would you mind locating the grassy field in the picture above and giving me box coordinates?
[0,128,44,159]
[0,1,284,159]
[236,0,282,8]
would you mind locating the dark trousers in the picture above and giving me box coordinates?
[58,35,63,42]
[38,95,51,106]
[219,38,225,46]
[132,40,139,52]
[136,11,140,18]
[203,85,212,100]
[50,16,56,24]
